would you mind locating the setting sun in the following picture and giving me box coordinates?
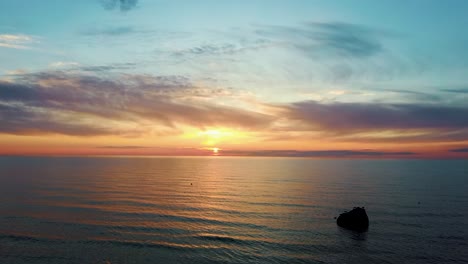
[197,129,233,139]
[183,128,251,147]
[0,0,467,160]
[1,1,468,263]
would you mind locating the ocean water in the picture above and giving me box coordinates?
[0,157,467,264]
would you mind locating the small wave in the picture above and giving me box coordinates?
[438,235,466,241]
[0,254,75,262]
[0,234,216,252]
[194,234,318,254]
[377,211,464,218]
[82,239,196,251]
[0,234,43,243]
[243,201,320,209]
[195,235,242,244]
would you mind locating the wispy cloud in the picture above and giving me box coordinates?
[2,66,467,146]
[96,145,149,149]
[49,62,80,68]
[4,69,27,75]
[255,22,388,58]
[441,88,468,94]
[0,103,114,136]
[286,100,468,132]
[375,88,443,103]
[101,0,138,12]
[222,149,415,158]
[173,39,274,57]
[449,147,468,153]
[78,63,136,72]
[81,26,136,36]
[0,71,274,136]
[279,100,468,143]
[0,34,37,50]
[48,62,139,72]
[171,22,387,65]
[174,44,240,56]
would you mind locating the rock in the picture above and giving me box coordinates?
[337,207,369,231]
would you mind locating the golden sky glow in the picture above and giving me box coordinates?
[1,1,468,158]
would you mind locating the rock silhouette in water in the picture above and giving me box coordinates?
[337,207,369,231]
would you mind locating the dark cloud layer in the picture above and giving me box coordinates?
[222,149,415,157]
[287,101,468,132]
[96,146,149,149]
[2,70,468,144]
[0,103,112,136]
[0,72,273,136]
[450,147,468,153]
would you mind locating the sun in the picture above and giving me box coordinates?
[196,129,234,146]
[182,127,250,149]
[198,130,226,139]
[212,147,219,154]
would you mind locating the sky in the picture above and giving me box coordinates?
[1,0,468,158]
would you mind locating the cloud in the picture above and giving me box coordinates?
[0,71,274,136]
[378,88,442,102]
[82,26,136,36]
[174,44,240,56]
[4,69,27,75]
[2,70,466,144]
[49,62,80,68]
[221,149,415,157]
[173,40,275,57]
[47,61,138,72]
[96,145,149,149]
[255,22,386,58]
[278,100,468,143]
[286,100,468,132]
[0,34,37,50]
[0,103,113,136]
[441,88,468,94]
[310,22,383,57]
[449,147,468,153]
[101,0,138,12]
[78,63,137,72]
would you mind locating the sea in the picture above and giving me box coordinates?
[0,156,467,264]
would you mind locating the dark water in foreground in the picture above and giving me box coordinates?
[0,157,467,264]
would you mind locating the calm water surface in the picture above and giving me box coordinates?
[0,157,467,264]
